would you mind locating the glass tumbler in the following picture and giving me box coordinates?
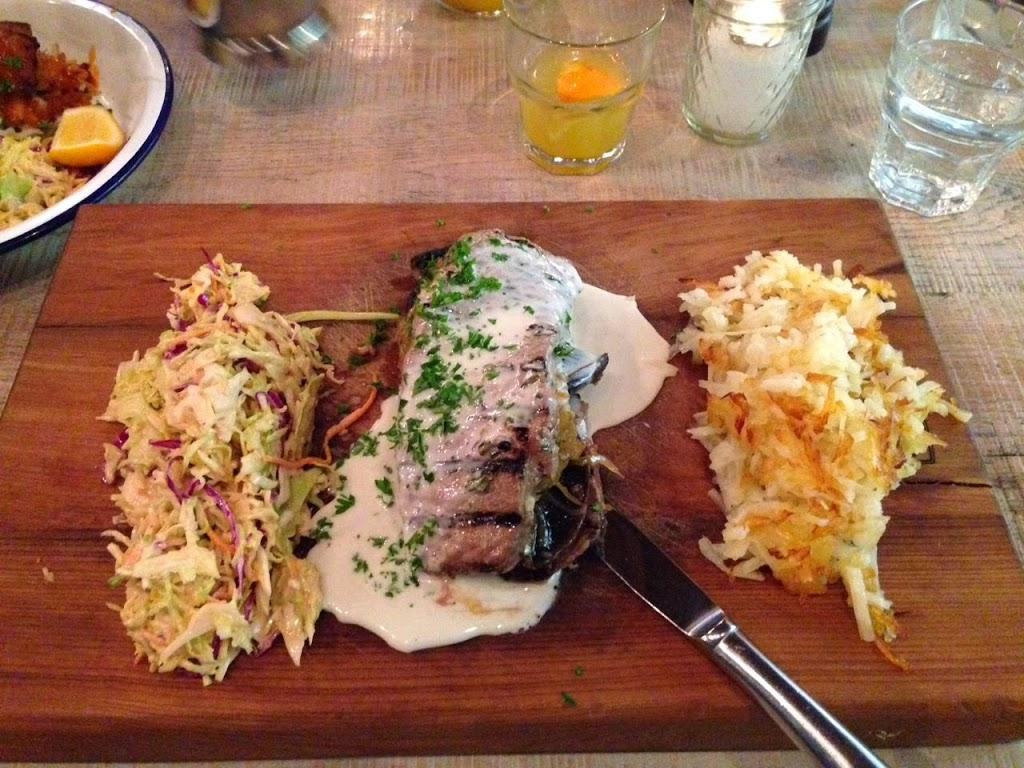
[504,0,666,175]
[868,0,1024,216]
[682,0,824,145]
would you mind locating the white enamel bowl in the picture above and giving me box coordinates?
[0,0,173,252]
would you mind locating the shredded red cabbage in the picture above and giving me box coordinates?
[149,439,182,450]
[165,473,186,502]
[201,247,220,273]
[164,342,187,360]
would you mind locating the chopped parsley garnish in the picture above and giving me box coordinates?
[310,517,334,541]
[350,433,380,457]
[352,554,371,575]
[382,418,405,448]
[426,411,458,435]
[436,218,446,228]
[561,692,578,708]
[424,240,502,310]
[375,476,395,507]
[3,56,23,70]
[335,493,356,514]
[348,352,371,368]
[414,352,448,394]
[369,319,390,347]
[562,311,572,326]
[488,237,502,246]
[368,518,440,597]
[468,276,502,298]
[239,202,254,210]
[336,402,353,416]
[573,665,585,677]
[405,418,427,465]
[553,342,574,358]
[452,329,497,353]
[524,305,535,315]
[492,251,509,262]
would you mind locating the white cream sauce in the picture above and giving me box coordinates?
[572,284,678,433]
[311,281,675,652]
[309,396,560,653]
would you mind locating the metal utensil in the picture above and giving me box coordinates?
[599,509,891,768]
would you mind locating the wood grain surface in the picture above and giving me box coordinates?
[1,201,1021,762]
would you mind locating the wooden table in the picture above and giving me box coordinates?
[0,0,1021,765]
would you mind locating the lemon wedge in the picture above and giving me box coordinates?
[556,61,627,104]
[49,106,126,168]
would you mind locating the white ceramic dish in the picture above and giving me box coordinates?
[0,0,173,252]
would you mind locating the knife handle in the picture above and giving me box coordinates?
[705,619,890,768]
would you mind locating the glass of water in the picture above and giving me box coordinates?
[869,0,1024,216]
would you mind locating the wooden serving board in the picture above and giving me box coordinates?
[1,202,1022,760]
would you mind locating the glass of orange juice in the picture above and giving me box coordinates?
[436,0,503,17]
[504,0,665,175]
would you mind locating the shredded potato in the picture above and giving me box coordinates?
[677,250,970,652]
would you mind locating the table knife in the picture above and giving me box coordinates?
[599,509,890,768]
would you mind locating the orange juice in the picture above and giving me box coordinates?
[514,48,640,174]
[439,0,503,15]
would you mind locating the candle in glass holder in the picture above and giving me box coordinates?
[682,0,823,145]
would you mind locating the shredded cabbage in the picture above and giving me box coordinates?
[0,128,87,230]
[678,251,970,653]
[102,255,338,684]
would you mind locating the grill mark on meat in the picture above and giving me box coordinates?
[451,512,523,528]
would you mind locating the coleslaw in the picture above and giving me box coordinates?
[102,254,338,684]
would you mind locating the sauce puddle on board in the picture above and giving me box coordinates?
[310,283,676,652]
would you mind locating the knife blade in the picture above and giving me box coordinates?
[599,509,891,768]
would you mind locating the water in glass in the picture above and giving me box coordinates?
[869,1,1024,216]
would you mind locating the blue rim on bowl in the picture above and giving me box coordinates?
[0,1,174,254]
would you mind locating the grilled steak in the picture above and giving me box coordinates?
[394,231,604,576]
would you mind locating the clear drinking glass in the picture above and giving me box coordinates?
[869,0,1024,216]
[682,0,824,145]
[504,0,666,175]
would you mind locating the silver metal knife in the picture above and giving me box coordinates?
[599,509,891,768]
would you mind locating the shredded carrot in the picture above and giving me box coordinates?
[874,639,910,671]
[321,387,378,462]
[265,387,379,471]
[206,529,234,558]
